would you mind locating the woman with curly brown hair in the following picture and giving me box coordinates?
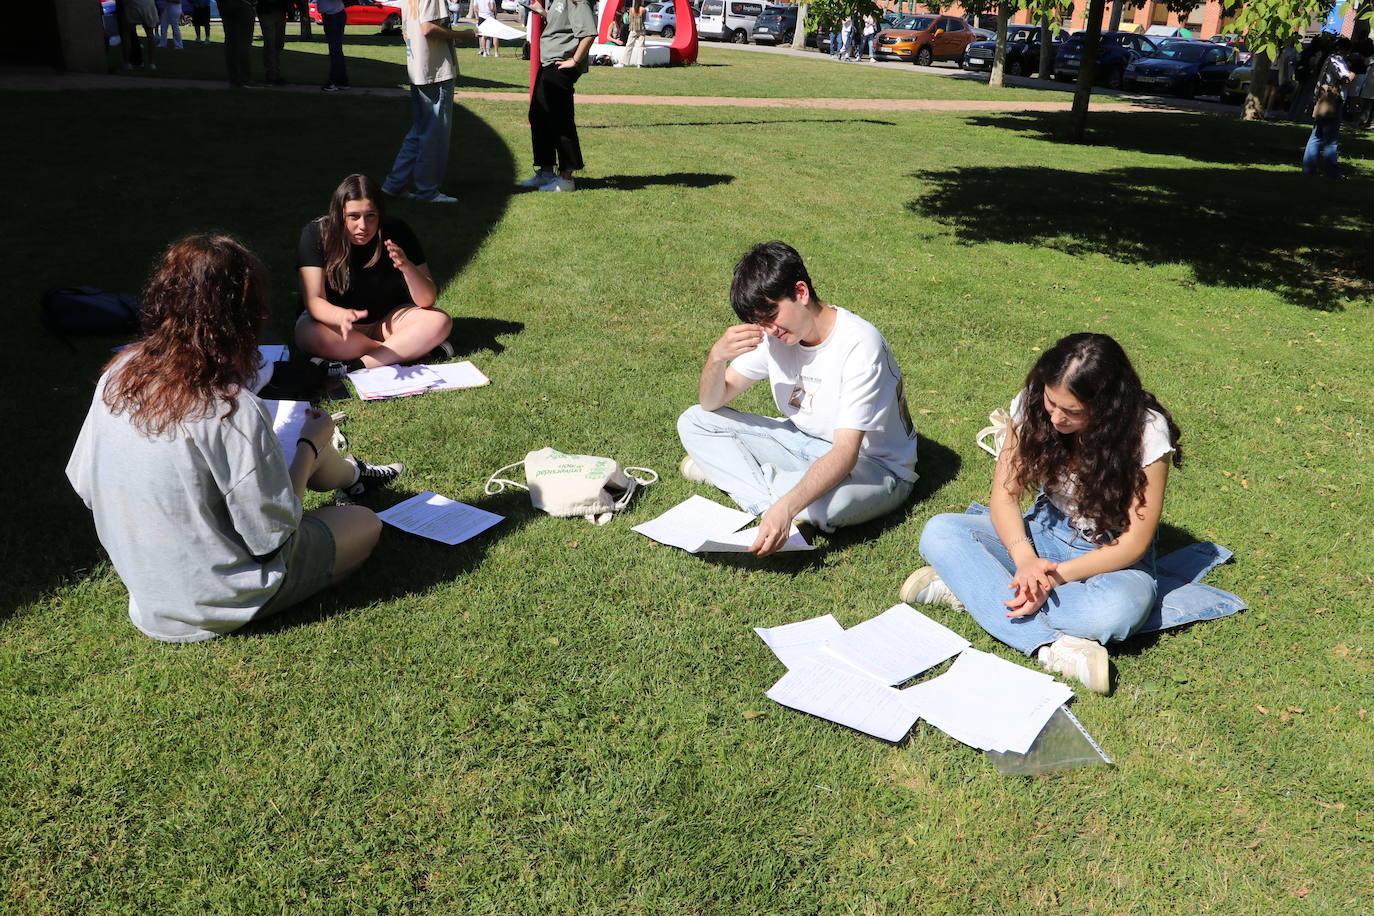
[67,234,401,643]
[902,333,1182,693]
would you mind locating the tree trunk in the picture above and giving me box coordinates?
[989,3,1011,87]
[1037,12,1053,79]
[1243,50,1271,120]
[1107,0,1122,32]
[1069,0,1108,143]
[792,3,807,49]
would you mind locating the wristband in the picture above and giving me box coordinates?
[297,438,320,460]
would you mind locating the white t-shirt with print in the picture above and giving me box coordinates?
[1009,388,1173,537]
[729,305,918,481]
[404,0,457,86]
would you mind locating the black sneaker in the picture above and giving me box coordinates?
[341,459,405,498]
[422,340,455,364]
[309,356,353,377]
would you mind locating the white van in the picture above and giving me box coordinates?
[696,0,774,43]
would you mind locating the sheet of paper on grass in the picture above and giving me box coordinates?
[264,399,310,466]
[348,364,443,400]
[766,663,922,743]
[427,361,490,390]
[377,491,504,545]
[818,603,970,685]
[901,648,1073,755]
[632,495,811,553]
[754,614,845,670]
[478,17,526,39]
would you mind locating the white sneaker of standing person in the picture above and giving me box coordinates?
[520,169,556,188]
[540,176,575,192]
[1037,635,1110,695]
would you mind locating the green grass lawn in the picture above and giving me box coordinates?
[3,83,1373,913]
[109,22,1057,100]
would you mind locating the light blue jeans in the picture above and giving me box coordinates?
[383,79,454,202]
[677,405,914,532]
[918,496,1156,655]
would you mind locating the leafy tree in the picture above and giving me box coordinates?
[1228,0,1335,120]
[805,0,881,35]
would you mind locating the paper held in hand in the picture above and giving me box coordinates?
[631,495,813,553]
[376,491,504,545]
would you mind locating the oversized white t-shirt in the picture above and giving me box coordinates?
[403,0,457,86]
[729,305,918,481]
[1009,388,1173,538]
[66,367,302,643]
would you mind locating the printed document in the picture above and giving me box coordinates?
[819,603,969,685]
[376,491,505,545]
[766,664,921,743]
[264,399,310,466]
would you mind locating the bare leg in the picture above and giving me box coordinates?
[358,306,452,368]
[295,312,388,362]
[307,504,382,583]
[305,440,360,492]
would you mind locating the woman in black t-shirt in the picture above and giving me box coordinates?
[295,174,452,371]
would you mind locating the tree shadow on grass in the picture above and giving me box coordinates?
[581,117,898,129]
[959,109,1374,168]
[702,435,961,571]
[573,172,735,191]
[906,162,1374,310]
[448,317,526,358]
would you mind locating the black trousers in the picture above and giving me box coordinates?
[220,0,256,86]
[529,63,584,173]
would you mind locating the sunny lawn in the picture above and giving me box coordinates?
[2,76,1372,914]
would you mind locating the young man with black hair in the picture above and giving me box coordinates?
[677,241,918,556]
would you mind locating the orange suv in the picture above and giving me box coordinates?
[873,14,975,66]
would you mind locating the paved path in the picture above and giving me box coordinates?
[0,65,1227,115]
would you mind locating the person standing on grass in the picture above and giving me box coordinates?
[67,234,400,644]
[476,0,498,56]
[381,0,475,204]
[219,0,257,87]
[258,0,289,85]
[190,0,212,43]
[123,0,159,69]
[519,0,597,192]
[1303,37,1355,179]
[157,0,184,49]
[677,241,918,557]
[296,174,455,370]
[905,333,1181,695]
[318,0,351,90]
[617,0,647,68]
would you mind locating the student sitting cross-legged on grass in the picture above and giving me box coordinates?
[677,241,919,556]
[67,235,403,643]
[904,333,1182,694]
[295,173,454,375]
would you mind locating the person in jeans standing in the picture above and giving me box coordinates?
[381,0,474,204]
[220,0,256,86]
[258,0,288,84]
[319,0,350,90]
[157,0,184,49]
[905,333,1182,694]
[1303,38,1354,179]
[519,0,597,192]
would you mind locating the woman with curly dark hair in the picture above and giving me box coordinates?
[67,234,401,643]
[903,333,1181,693]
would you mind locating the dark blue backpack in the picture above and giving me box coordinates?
[41,286,141,340]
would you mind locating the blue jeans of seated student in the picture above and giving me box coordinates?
[918,496,1156,656]
[383,80,454,201]
[322,10,348,86]
[1303,117,1342,178]
[677,405,914,532]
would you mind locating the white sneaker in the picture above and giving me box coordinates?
[679,455,710,484]
[519,169,555,188]
[539,176,575,192]
[613,62,625,67]
[1037,636,1110,695]
[416,191,458,204]
[899,566,963,609]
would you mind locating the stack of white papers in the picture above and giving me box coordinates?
[376,491,504,545]
[758,607,1073,751]
[264,398,310,465]
[759,604,969,742]
[347,361,490,400]
[901,648,1073,755]
[631,495,813,553]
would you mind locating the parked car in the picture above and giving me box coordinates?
[1054,31,1157,89]
[751,5,797,44]
[874,15,975,67]
[962,24,1067,76]
[644,1,677,36]
[308,0,403,32]
[1124,40,1239,98]
[1222,62,1296,105]
[696,0,773,43]
[967,26,995,42]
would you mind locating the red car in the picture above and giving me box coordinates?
[309,0,404,33]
